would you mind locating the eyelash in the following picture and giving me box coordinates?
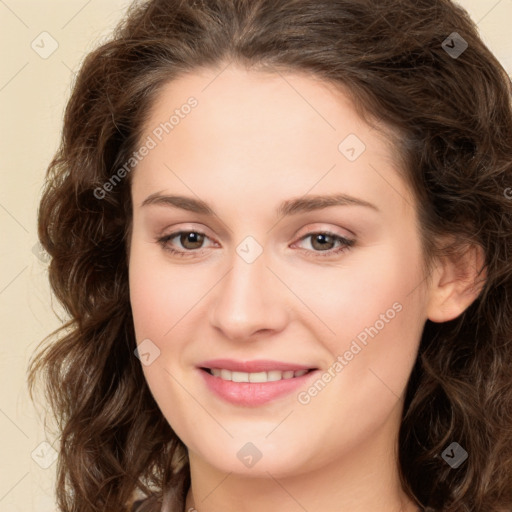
[156,230,355,259]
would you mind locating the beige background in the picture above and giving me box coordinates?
[0,1,511,510]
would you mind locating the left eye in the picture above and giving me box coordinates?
[293,232,355,257]
[156,230,354,258]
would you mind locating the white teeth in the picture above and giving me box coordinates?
[209,368,311,382]
[232,371,248,382]
[267,370,282,382]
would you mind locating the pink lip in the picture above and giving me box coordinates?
[196,360,319,407]
[197,358,316,373]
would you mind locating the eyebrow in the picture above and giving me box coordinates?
[141,192,379,216]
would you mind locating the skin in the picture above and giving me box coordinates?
[128,64,483,512]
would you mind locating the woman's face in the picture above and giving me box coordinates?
[129,65,432,477]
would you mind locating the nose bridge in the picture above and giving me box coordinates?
[209,239,288,339]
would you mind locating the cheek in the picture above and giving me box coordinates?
[128,234,214,378]
[294,240,424,341]
[129,235,181,345]
[128,239,193,412]
[297,237,426,395]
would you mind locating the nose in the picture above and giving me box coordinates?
[208,247,290,342]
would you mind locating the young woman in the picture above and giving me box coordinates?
[28,1,512,511]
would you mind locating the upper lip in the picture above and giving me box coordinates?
[198,359,317,373]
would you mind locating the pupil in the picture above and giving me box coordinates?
[313,234,333,250]
[182,232,203,249]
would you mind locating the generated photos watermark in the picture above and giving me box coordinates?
[94,96,198,200]
[297,301,403,405]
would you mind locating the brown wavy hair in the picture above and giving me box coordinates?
[27,0,512,511]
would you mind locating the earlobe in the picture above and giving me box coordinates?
[426,243,486,323]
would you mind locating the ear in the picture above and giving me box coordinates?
[426,241,487,323]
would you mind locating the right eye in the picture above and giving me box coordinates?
[156,230,215,257]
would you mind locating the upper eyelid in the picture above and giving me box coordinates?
[157,224,215,241]
[294,224,355,240]
[158,220,355,238]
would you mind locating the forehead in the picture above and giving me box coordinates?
[142,65,394,155]
[131,65,412,220]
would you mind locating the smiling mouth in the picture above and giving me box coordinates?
[200,367,317,383]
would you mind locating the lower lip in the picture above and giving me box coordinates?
[198,368,318,406]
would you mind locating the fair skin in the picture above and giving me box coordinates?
[128,64,483,512]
